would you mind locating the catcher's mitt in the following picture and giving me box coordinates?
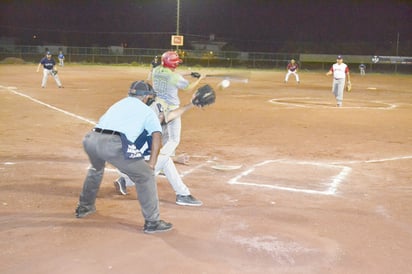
[346,81,352,92]
[190,72,201,78]
[51,70,58,76]
[192,84,216,107]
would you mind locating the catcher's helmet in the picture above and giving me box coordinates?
[128,81,155,97]
[161,51,182,69]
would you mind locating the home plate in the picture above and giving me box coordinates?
[211,164,242,171]
[367,87,377,90]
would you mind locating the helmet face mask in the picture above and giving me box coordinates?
[161,51,182,69]
[128,81,155,98]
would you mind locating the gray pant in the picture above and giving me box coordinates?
[332,78,345,106]
[42,68,62,87]
[78,131,160,222]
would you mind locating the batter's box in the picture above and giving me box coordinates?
[228,160,351,195]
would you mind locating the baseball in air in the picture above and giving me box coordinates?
[220,79,231,89]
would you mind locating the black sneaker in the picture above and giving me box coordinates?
[75,205,96,218]
[114,177,127,195]
[143,220,173,234]
[176,194,203,207]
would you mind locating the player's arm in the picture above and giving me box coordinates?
[147,131,161,169]
[36,62,42,72]
[165,103,194,123]
[326,68,333,76]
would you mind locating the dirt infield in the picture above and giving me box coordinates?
[1,64,412,274]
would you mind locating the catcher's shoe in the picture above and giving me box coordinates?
[176,194,203,206]
[75,205,96,218]
[114,177,127,195]
[143,220,173,234]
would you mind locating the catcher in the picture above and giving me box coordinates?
[36,51,63,88]
[114,83,216,207]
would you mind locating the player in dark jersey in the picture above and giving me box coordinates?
[36,51,63,88]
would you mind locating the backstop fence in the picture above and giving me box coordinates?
[0,45,411,73]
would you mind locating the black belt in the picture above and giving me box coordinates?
[93,128,121,136]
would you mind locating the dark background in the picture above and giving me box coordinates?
[1,0,411,54]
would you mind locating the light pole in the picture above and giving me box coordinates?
[395,32,399,73]
[176,0,180,51]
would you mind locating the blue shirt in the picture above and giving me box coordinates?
[40,57,56,70]
[96,97,162,143]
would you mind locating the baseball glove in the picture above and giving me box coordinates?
[192,84,216,107]
[51,70,58,76]
[346,81,352,92]
[190,72,201,78]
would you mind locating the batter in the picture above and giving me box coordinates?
[151,51,203,162]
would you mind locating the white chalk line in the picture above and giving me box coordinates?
[3,86,411,195]
[228,159,351,195]
[331,155,412,165]
[268,97,397,110]
[226,155,412,195]
[1,86,97,125]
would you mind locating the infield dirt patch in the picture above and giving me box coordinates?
[1,64,412,273]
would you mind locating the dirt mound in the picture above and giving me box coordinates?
[1,57,25,64]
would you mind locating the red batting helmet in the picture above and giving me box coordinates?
[161,51,182,69]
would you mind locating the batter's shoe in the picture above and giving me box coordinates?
[143,220,173,234]
[114,177,127,195]
[176,194,203,206]
[75,205,96,218]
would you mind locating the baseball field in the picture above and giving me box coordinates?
[1,64,412,274]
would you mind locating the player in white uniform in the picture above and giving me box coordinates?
[326,55,351,107]
[284,59,300,83]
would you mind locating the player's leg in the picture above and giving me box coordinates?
[294,72,300,83]
[160,156,202,206]
[53,74,63,87]
[107,139,161,222]
[335,79,345,107]
[76,132,106,217]
[156,154,190,195]
[41,69,48,87]
[285,71,291,82]
[161,117,181,157]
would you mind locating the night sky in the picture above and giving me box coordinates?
[1,0,411,53]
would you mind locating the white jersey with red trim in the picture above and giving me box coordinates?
[330,63,349,79]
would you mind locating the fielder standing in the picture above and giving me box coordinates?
[326,55,351,107]
[36,51,63,88]
[58,50,65,67]
[359,63,366,75]
[284,59,300,84]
